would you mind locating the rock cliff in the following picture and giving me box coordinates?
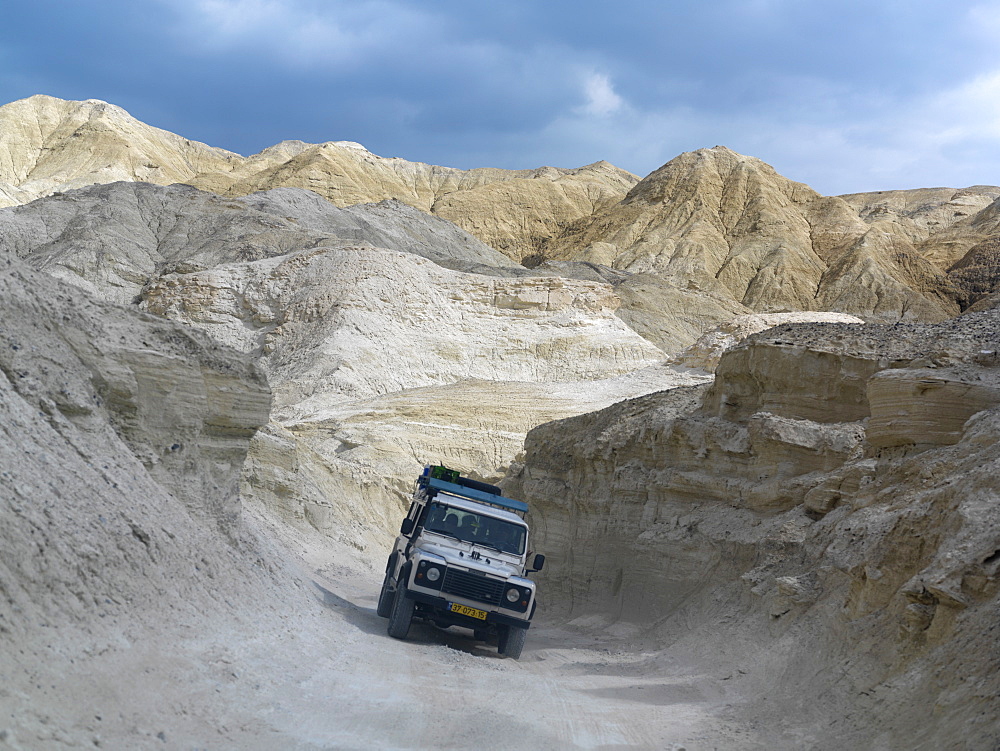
[668,311,866,371]
[506,311,1000,748]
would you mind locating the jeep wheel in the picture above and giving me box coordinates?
[498,624,526,659]
[386,584,414,639]
[376,570,394,618]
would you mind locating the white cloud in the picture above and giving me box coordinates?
[729,68,1000,193]
[578,73,624,118]
[519,62,1000,195]
[193,0,286,37]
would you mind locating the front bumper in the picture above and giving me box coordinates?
[407,588,531,629]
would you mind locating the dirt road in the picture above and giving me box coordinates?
[0,520,762,751]
[142,551,765,751]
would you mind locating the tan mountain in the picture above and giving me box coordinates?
[0,95,637,260]
[543,146,1000,321]
[4,96,999,320]
[428,161,635,262]
[0,95,244,201]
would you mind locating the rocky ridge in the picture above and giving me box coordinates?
[0,181,527,304]
[5,96,1000,325]
[0,95,637,261]
[543,146,1000,321]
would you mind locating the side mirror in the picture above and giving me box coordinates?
[400,518,414,536]
[529,554,545,572]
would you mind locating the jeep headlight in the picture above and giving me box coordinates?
[416,561,444,590]
[504,585,531,612]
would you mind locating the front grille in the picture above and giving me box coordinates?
[441,568,504,606]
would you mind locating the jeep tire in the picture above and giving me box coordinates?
[387,583,415,639]
[498,624,526,659]
[376,569,394,618]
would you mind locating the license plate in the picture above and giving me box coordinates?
[450,602,487,620]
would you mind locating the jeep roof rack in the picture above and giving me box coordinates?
[418,465,528,515]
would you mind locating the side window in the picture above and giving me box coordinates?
[413,501,430,529]
[402,502,423,535]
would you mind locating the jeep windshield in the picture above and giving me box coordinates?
[423,501,526,555]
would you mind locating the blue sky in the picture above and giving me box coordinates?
[2,0,999,195]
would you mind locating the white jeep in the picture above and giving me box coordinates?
[377,466,545,659]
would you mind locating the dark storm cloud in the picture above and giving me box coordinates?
[1,0,999,194]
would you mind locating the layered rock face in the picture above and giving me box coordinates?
[544,146,1000,322]
[138,242,698,548]
[0,96,637,259]
[0,254,271,536]
[668,311,866,371]
[0,253,318,745]
[142,247,667,406]
[506,311,1000,749]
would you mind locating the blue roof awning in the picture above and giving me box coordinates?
[424,476,528,514]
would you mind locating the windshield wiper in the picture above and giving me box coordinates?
[425,528,462,542]
[473,540,505,554]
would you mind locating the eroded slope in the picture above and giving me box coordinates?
[0,254,312,747]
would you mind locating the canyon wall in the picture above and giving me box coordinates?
[0,252,325,746]
[506,312,1000,748]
